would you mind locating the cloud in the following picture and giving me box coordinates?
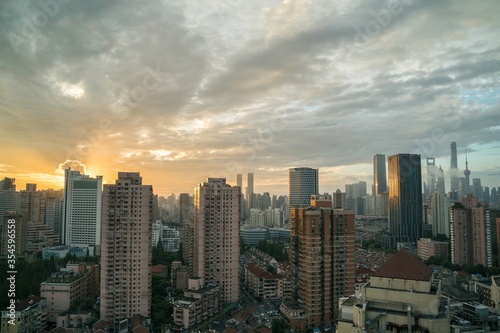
[57,160,87,174]
[0,0,499,194]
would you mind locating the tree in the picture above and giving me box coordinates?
[271,317,287,333]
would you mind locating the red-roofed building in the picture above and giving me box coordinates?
[151,264,168,278]
[244,263,290,300]
[355,266,374,295]
[337,249,450,332]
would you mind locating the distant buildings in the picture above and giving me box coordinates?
[288,167,319,210]
[281,198,355,330]
[387,154,423,247]
[431,191,450,238]
[240,226,290,246]
[62,169,103,246]
[100,172,153,322]
[450,194,492,267]
[193,178,241,303]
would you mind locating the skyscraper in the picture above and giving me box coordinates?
[436,165,445,194]
[450,194,492,267]
[472,178,482,200]
[236,174,242,188]
[388,154,423,247]
[450,142,459,196]
[282,198,355,330]
[193,178,240,303]
[288,167,319,209]
[62,169,102,246]
[373,154,387,195]
[100,172,153,322]
[246,173,254,210]
[426,157,436,196]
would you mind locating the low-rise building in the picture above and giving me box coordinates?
[245,263,288,300]
[151,264,168,278]
[337,249,450,332]
[417,238,449,261]
[171,261,189,290]
[173,278,220,330]
[40,263,99,322]
[0,295,47,333]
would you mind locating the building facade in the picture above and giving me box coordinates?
[281,200,355,330]
[417,238,449,261]
[62,169,103,246]
[388,154,423,248]
[193,178,241,303]
[40,263,99,322]
[450,194,492,267]
[288,168,319,211]
[173,278,220,330]
[373,154,387,196]
[100,172,153,322]
[0,296,47,333]
[337,249,450,332]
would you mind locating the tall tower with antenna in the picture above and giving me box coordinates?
[464,148,471,196]
[450,142,459,198]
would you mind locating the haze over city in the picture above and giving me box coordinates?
[1,0,500,196]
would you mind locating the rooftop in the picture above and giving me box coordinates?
[14,295,45,311]
[372,248,433,281]
[246,263,283,280]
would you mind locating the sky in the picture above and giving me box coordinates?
[1,0,500,197]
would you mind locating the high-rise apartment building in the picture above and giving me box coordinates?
[62,169,102,246]
[373,154,387,195]
[388,154,423,247]
[281,199,355,330]
[246,173,254,211]
[288,167,319,210]
[0,177,17,224]
[193,178,241,303]
[450,194,492,267]
[45,196,64,238]
[19,183,45,224]
[179,193,191,224]
[100,172,153,322]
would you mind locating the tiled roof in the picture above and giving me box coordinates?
[246,263,283,280]
[355,266,374,275]
[151,264,168,273]
[15,295,45,311]
[372,249,432,281]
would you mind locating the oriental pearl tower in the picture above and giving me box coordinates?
[464,148,471,195]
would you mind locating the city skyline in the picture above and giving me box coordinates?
[1,1,500,196]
